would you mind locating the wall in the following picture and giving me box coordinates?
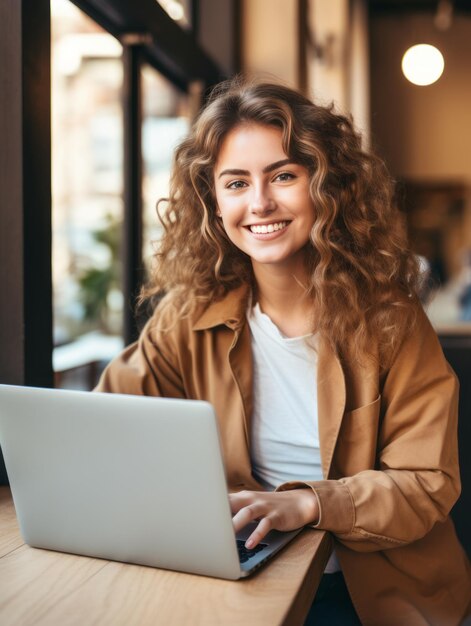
[198,0,237,77]
[241,0,299,86]
[306,0,350,108]
[370,11,471,323]
[306,0,369,141]
[348,0,370,142]
[370,12,471,182]
[241,0,370,143]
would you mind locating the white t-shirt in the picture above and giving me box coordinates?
[248,303,341,573]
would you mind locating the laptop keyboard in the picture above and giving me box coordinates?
[236,539,268,563]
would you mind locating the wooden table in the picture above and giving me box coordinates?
[0,487,331,626]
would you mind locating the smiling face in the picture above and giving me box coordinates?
[213,123,315,277]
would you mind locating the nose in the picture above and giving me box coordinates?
[249,185,275,216]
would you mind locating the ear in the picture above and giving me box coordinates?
[216,208,222,217]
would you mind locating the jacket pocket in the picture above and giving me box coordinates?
[331,395,382,478]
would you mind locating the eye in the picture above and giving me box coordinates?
[226,180,248,190]
[273,171,296,183]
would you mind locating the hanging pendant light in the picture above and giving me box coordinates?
[401,43,445,86]
[401,1,453,87]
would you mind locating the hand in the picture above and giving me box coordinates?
[229,488,319,549]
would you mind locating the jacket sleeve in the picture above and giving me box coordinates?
[277,308,461,552]
[94,316,185,398]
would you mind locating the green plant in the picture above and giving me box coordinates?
[78,214,121,332]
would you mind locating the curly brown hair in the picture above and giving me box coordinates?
[141,76,422,370]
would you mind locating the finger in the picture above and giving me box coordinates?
[245,516,274,549]
[228,492,243,514]
[232,502,266,534]
[228,491,256,514]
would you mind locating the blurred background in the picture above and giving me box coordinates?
[1,0,471,553]
[2,0,471,389]
[48,0,471,391]
[50,0,192,388]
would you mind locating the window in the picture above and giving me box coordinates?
[0,0,222,390]
[51,0,125,388]
[141,65,191,269]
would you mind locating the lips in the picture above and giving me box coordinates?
[247,221,290,234]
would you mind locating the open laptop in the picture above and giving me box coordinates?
[0,384,301,579]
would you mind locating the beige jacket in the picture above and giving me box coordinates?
[96,286,471,625]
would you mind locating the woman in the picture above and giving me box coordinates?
[96,78,471,625]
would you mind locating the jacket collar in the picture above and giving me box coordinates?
[192,285,251,331]
[193,283,347,479]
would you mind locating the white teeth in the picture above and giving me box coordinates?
[249,221,288,234]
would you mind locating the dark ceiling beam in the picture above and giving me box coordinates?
[369,0,471,14]
[73,0,223,89]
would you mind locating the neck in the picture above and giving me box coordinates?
[252,261,314,337]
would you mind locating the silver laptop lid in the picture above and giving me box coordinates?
[0,385,242,579]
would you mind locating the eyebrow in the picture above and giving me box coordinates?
[217,158,295,179]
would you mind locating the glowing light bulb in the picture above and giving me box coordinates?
[401,44,445,86]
